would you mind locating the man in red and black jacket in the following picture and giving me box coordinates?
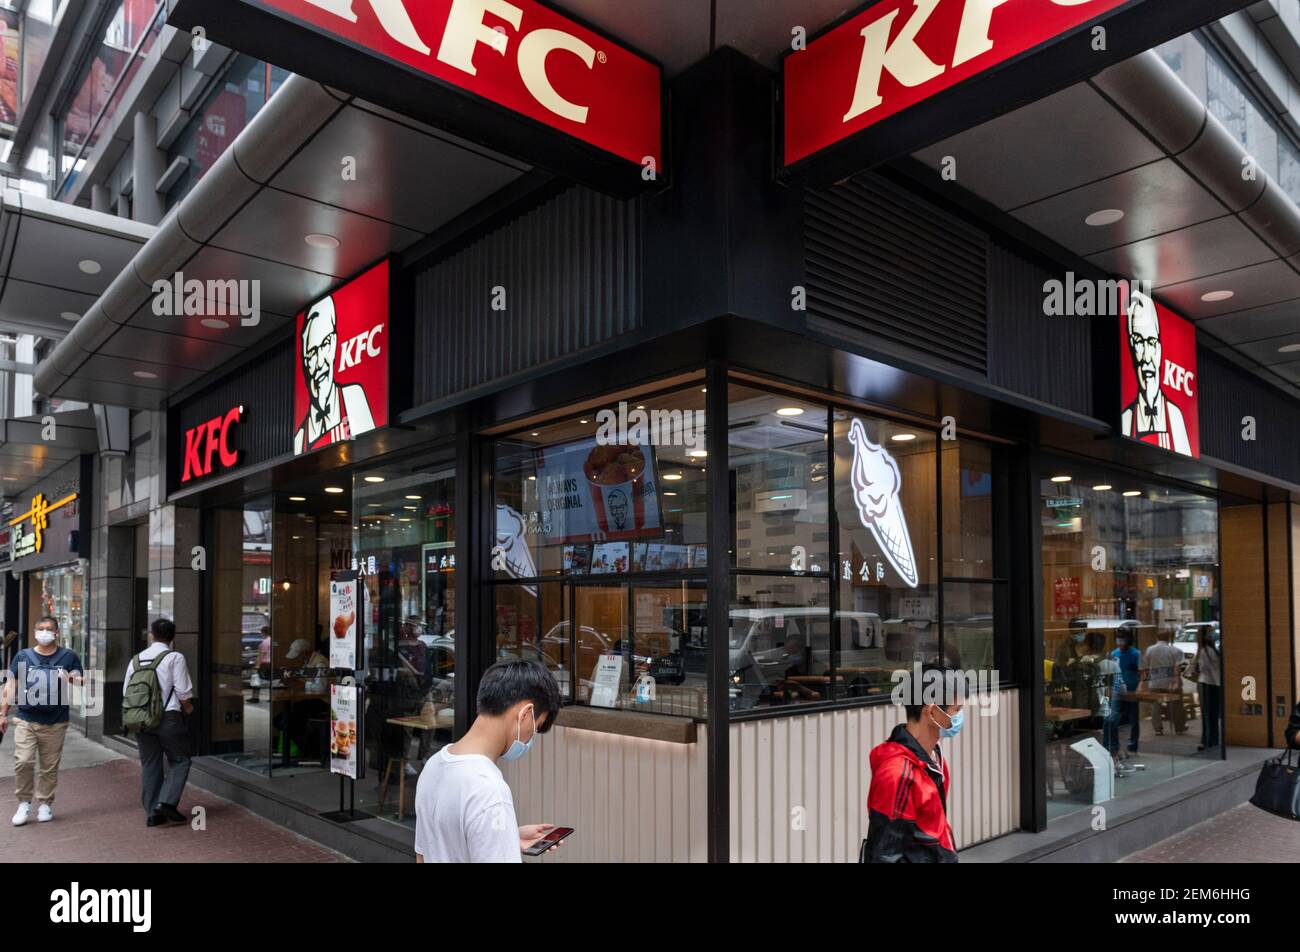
[864,669,964,863]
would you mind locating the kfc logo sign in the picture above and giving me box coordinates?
[784,0,1130,168]
[293,260,390,456]
[182,406,243,483]
[1119,287,1199,459]
[249,0,661,169]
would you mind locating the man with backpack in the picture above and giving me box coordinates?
[0,615,83,826]
[123,618,194,827]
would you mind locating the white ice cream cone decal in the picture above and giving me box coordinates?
[846,418,919,588]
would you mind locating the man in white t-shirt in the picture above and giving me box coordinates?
[414,659,563,863]
[1143,626,1187,736]
[125,618,195,827]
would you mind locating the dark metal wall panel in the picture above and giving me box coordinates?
[1198,348,1300,487]
[805,173,988,375]
[169,343,293,488]
[412,186,640,405]
[987,244,1092,417]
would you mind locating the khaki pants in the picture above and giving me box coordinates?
[14,720,69,806]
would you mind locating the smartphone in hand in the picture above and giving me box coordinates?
[522,827,575,856]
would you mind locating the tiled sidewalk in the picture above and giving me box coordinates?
[0,756,348,863]
[1122,802,1300,863]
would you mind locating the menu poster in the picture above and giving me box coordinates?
[589,654,626,708]
[534,436,662,543]
[329,683,363,779]
[330,572,362,670]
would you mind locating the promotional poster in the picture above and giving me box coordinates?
[329,575,360,670]
[329,683,359,780]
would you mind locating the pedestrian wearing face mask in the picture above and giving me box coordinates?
[862,665,965,863]
[1,616,84,826]
[413,658,562,863]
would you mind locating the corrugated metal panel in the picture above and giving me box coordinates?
[805,174,988,375]
[1198,348,1300,487]
[171,343,292,479]
[500,725,709,863]
[987,244,1092,416]
[412,186,640,405]
[730,689,1020,862]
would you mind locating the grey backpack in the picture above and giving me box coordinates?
[122,650,173,733]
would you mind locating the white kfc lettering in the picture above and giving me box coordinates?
[339,324,385,371]
[1163,360,1195,398]
[843,0,1107,122]
[303,0,597,124]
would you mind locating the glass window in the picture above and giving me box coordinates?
[1041,465,1222,824]
[942,440,994,578]
[58,0,162,194]
[730,574,831,709]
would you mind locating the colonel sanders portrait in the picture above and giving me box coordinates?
[293,294,376,455]
[1121,289,1191,456]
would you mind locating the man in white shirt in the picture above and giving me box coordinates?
[1142,625,1187,736]
[125,618,195,827]
[414,659,563,863]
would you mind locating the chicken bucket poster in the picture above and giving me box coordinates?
[329,575,359,670]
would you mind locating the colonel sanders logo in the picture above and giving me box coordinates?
[293,294,376,455]
[1121,289,1192,457]
[846,418,918,588]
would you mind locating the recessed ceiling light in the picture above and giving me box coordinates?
[1123,490,1142,497]
[404,506,416,511]
[289,496,307,502]
[663,473,683,481]
[334,510,348,515]
[201,318,229,330]
[1201,290,1234,303]
[399,517,412,522]
[78,259,101,274]
[1084,209,1124,227]
[634,406,644,411]
[531,431,540,437]
[663,491,677,497]
[363,475,385,483]
[776,407,804,417]
[1050,475,1072,483]
[891,433,917,442]
[527,475,536,481]
[367,503,382,508]
[405,495,422,500]
[1278,343,1300,354]
[1092,485,1112,492]
[580,419,588,424]
[324,486,345,494]
[688,450,708,458]
[305,233,339,249]
[60,311,80,322]
[132,370,158,380]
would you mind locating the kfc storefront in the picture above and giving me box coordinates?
[41,0,1298,862]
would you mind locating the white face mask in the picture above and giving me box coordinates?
[35,630,56,646]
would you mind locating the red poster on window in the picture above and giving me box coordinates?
[1118,285,1199,459]
[293,260,390,456]
[1053,576,1080,618]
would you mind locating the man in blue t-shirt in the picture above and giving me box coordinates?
[1111,627,1143,754]
[0,616,84,826]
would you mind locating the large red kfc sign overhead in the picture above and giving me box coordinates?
[294,260,390,456]
[169,0,663,196]
[1118,286,1199,460]
[783,0,1255,181]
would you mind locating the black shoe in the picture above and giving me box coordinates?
[146,815,165,827]
[155,803,187,823]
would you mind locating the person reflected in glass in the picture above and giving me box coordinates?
[1188,628,1222,752]
[1111,627,1142,758]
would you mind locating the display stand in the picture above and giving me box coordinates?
[321,571,375,824]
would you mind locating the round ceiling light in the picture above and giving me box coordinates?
[78,259,101,274]
[305,233,340,249]
[891,433,917,442]
[201,318,229,330]
[132,370,158,380]
[60,311,80,322]
[1085,209,1125,227]
[1200,290,1234,303]
[1278,343,1300,354]
[776,407,804,417]
[324,486,345,495]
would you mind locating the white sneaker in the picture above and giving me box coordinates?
[36,804,52,823]
[11,802,31,826]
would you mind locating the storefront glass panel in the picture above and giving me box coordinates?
[1041,464,1222,822]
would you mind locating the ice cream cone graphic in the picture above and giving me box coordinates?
[846,418,918,588]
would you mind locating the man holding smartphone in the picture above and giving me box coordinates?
[414,658,565,863]
[1,616,84,826]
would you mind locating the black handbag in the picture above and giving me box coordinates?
[1249,748,1300,820]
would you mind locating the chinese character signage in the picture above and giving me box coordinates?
[293,260,390,456]
[1119,286,1199,459]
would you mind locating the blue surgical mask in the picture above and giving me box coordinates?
[501,706,536,762]
[933,708,965,739]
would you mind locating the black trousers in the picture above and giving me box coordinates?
[137,711,192,814]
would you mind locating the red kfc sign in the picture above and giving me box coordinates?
[783,0,1131,169]
[293,260,390,456]
[180,0,662,179]
[181,406,243,483]
[1119,286,1199,459]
